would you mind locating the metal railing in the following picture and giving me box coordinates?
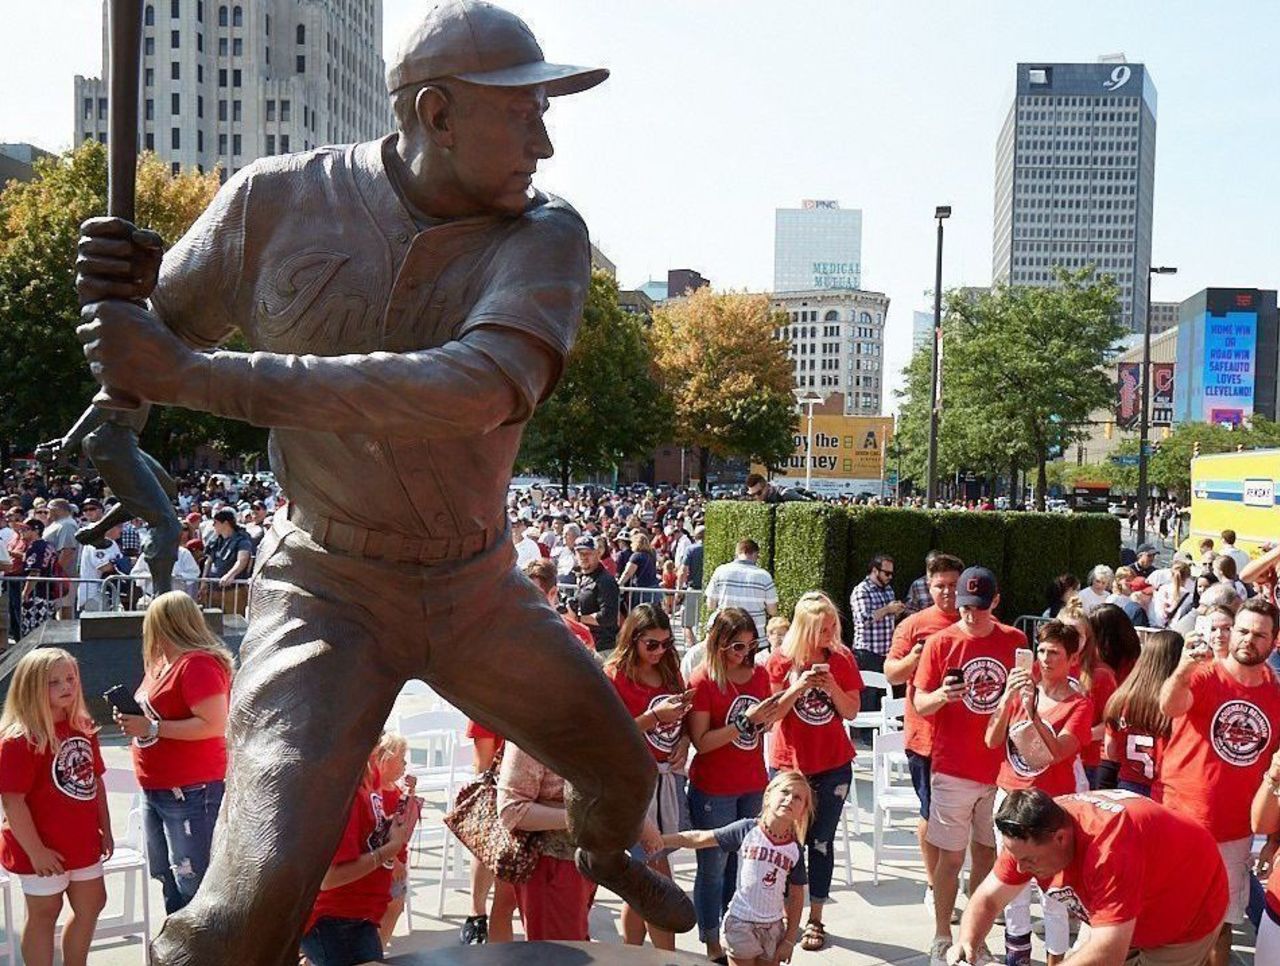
[1013,614,1052,640]
[619,585,704,627]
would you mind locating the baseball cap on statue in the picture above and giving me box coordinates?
[387,0,609,96]
[956,566,998,609]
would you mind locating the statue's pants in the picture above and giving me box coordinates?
[151,513,655,965]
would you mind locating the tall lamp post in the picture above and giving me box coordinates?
[1136,265,1177,548]
[925,205,951,508]
[794,389,827,491]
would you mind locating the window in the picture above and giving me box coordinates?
[217,4,226,25]
[232,100,241,121]
[296,54,305,72]
[145,36,155,55]
[218,36,227,55]
[232,37,242,55]
[144,98,154,120]
[218,133,227,153]
[266,134,275,154]
[171,127,180,149]
[280,100,290,121]
[197,63,202,83]
[218,99,227,121]
[232,4,242,26]
[232,133,241,155]
[265,13,270,34]
[266,99,275,121]
[170,0,179,16]
[232,69,241,86]
[265,46,269,64]
[170,61,180,79]
[97,97,107,120]
[171,29,179,47]
[197,95,203,118]
[280,134,289,152]
[145,4,154,25]
[145,132,155,150]
[172,162,180,176]
[196,32,202,51]
[145,67,154,86]
[218,68,226,86]
[296,24,305,44]
[82,97,92,119]
[197,129,203,151]
[171,92,180,114]
[197,0,202,22]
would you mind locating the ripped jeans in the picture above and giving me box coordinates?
[803,762,852,903]
[144,781,224,914]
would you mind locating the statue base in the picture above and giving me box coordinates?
[382,943,707,965]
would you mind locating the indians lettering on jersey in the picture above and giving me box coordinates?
[367,791,394,869]
[52,736,98,802]
[741,841,796,880]
[644,695,684,755]
[134,692,160,750]
[961,657,1007,714]
[726,694,763,750]
[1210,699,1271,767]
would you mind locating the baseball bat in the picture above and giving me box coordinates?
[93,0,145,411]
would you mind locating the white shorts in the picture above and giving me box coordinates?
[1217,836,1251,925]
[18,862,104,897]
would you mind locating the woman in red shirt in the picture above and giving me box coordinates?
[765,591,862,952]
[111,591,232,914]
[985,620,1093,966]
[603,604,691,952]
[686,607,785,962]
[1060,598,1116,790]
[1251,748,1280,962]
[1100,629,1182,796]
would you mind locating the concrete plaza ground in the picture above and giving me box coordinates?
[23,738,1258,965]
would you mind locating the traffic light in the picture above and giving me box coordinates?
[1193,440,1201,459]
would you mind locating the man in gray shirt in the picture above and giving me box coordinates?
[41,499,79,617]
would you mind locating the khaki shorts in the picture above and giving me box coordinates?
[1124,928,1218,966]
[722,913,785,961]
[1216,836,1251,926]
[927,772,997,852]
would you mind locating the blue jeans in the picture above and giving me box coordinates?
[143,781,224,914]
[300,916,384,965]
[805,762,852,903]
[687,783,764,944]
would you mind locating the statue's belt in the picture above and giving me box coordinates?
[287,505,497,566]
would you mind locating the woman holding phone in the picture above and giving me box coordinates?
[685,608,785,963]
[111,591,232,914]
[603,604,690,951]
[764,591,862,952]
[1058,597,1116,789]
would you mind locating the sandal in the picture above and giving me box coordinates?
[801,920,826,951]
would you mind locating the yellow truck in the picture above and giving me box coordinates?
[1185,448,1280,557]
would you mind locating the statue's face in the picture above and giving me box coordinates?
[445,83,553,216]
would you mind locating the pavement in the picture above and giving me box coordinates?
[27,738,1259,965]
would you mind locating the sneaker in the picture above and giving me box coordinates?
[929,936,952,966]
[458,914,487,945]
[923,886,935,911]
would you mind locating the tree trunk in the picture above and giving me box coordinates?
[698,448,710,494]
[559,457,571,496]
[1009,457,1019,505]
[1036,446,1048,512]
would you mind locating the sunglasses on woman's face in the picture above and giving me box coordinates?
[640,635,674,653]
[722,638,759,653]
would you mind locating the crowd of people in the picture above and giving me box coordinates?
[0,458,1277,966]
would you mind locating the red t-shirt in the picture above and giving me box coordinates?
[888,606,958,758]
[994,791,1227,950]
[687,665,770,797]
[1105,715,1164,788]
[765,645,863,775]
[914,622,1025,784]
[997,692,1093,797]
[131,651,231,790]
[606,668,686,763]
[1154,661,1280,841]
[305,782,394,932]
[1077,664,1117,769]
[0,721,106,874]
[563,614,595,651]
[465,720,505,750]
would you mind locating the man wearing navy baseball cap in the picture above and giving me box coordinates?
[913,566,1027,965]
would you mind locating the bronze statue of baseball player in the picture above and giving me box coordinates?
[75,2,693,961]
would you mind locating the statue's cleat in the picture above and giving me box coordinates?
[74,525,112,550]
[575,848,695,934]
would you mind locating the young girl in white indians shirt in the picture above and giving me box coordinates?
[662,771,811,966]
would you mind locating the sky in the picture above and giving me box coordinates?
[4,0,1279,408]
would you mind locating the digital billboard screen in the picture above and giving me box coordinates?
[1202,309,1257,424]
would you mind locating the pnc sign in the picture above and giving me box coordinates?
[802,199,840,210]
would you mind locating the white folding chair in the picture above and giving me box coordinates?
[849,671,891,748]
[880,696,906,733]
[0,869,14,965]
[54,767,152,963]
[837,775,862,887]
[870,731,921,885]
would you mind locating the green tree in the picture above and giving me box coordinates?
[651,289,796,490]
[517,272,671,491]
[0,141,267,468]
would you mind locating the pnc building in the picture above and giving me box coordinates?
[774,200,863,293]
[992,59,1157,332]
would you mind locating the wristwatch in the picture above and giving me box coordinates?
[146,718,160,740]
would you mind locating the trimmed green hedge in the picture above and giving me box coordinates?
[932,510,1006,586]
[1002,513,1073,622]
[703,502,775,579]
[1069,514,1122,582]
[846,506,934,606]
[773,503,849,621]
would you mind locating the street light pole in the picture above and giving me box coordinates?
[805,398,816,491]
[925,205,951,508]
[1136,265,1177,548]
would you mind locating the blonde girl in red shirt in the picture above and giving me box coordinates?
[0,649,111,966]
